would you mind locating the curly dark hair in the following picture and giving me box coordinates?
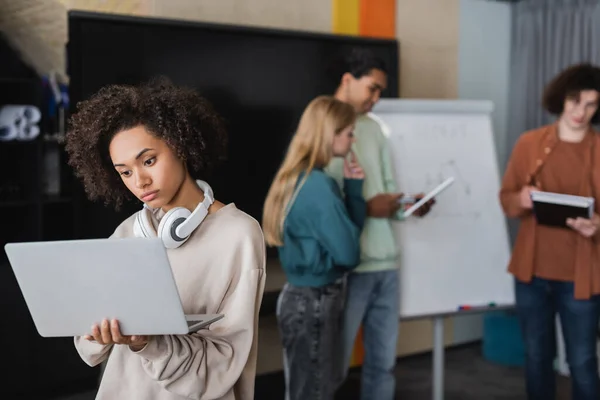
[65,77,228,209]
[542,62,600,124]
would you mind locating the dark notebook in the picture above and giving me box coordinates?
[531,191,594,228]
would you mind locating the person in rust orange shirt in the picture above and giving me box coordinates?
[500,63,600,400]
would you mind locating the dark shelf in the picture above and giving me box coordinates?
[0,77,37,84]
[43,195,72,204]
[0,139,43,146]
[0,199,37,208]
[0,195,71,207]
[1,31,88,397]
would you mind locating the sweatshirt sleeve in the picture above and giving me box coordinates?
[73,338,113,367]
[343,178,367,230]
[73,218,134,366]
[381,136,399,196]
[132,219,266,400]
[300,175,363,269]
[500,134,530,218]
[380,136,405,221]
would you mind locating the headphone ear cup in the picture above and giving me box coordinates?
[158,207,191,249]
[134,209,153,238]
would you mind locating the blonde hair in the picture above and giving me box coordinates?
[262,95,356,246]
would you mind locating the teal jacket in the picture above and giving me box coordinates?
[277,168,366,287]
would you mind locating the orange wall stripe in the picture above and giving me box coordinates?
[359,0,396,38]
[350,325,365,366]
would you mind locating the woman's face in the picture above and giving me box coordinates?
[562,89,599,131]
[109,125,186,209]
[332,124,355,157]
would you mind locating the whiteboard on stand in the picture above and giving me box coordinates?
[371,99,514,319]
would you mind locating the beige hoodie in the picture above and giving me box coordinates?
[73,203,266,399]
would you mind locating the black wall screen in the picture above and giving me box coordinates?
[67,11,399,241]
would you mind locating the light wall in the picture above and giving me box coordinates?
[62,0,332,32]
[452,0,512,345]
[396,0,459,99]
[458,0,512,169]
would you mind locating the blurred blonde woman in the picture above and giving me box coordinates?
[263,95,366,400]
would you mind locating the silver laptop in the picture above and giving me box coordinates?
[4,237,223,337]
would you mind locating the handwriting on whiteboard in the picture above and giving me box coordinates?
[392,121,470,141]
[425,160,470,196]
[419,122,468,141]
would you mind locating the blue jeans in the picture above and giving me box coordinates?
[515,277,600,400]
[340,269,399,400]
[277,281,345,400]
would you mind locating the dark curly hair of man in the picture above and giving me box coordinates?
[542,62,600,124]
[326,47,388,90]
[65,77,228,209]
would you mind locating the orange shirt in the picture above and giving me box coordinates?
[533,139,587,281]
[499,123,600,300]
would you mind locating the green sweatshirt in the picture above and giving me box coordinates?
[325,113,402,273]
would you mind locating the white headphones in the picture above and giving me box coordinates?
[133,180,214,249]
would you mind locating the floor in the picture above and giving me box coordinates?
[51,343,572,400]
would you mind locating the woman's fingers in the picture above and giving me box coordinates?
[567,218,596,237]
[87,319,144,346]
[91,323,104,344]
[349,150,357,163]
[100,319,112,344]
[343,158,351,175]
[110,319,126,344]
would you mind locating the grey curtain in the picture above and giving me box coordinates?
[508,0,600,156]
[506,0,600,241]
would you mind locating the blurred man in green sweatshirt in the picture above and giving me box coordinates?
[325,47,432,400]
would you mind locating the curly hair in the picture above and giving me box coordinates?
[542,62,600,124]
[65,77,228,209]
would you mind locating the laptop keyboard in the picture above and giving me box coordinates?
[187,320,203,327]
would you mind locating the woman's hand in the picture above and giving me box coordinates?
[84,318,149,351]
[343,151,365,180]
[519,185,539,210]
[566,214,600,238]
